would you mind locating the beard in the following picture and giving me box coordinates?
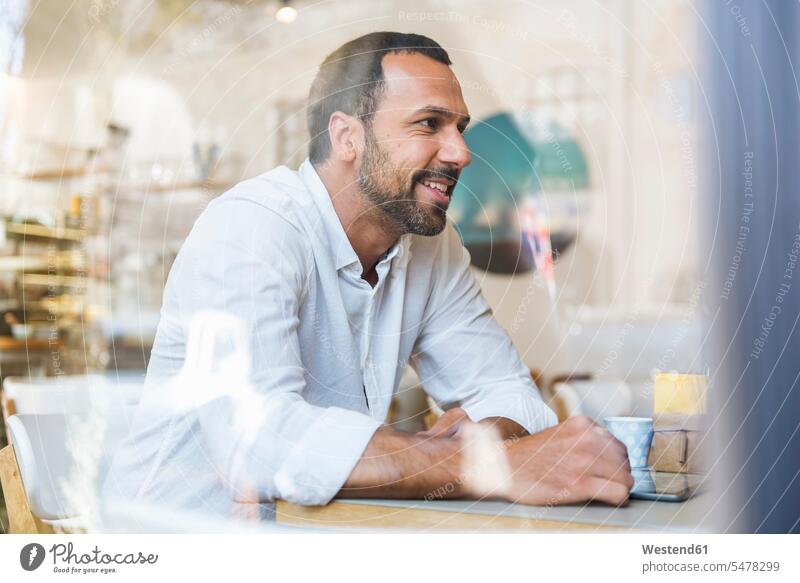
[356,128,457,237]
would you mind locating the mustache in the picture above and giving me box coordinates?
[412,167,460,186]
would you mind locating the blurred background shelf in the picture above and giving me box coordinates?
[114,178,233,195]
[0,337,52,351]
[20,274,87,289]
[0,256,50,271]
[4,222,84,243]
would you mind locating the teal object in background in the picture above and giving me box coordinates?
[450,112,536,246]
[449,111,590,274]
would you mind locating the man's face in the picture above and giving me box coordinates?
[356,52,472,236]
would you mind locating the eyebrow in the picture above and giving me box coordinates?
[413,105,471,130]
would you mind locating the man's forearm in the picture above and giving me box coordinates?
[337,413,526,500]
[337,427,467,499]
[337,415,634,507]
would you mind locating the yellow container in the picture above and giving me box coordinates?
[653,373,708,415]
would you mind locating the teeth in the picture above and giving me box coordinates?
[422,180,448,193]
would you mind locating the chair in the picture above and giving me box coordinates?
[3,373,143,417]
[3,415,81,532]
[0,375,142,533]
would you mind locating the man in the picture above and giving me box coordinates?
[105,32,632,519]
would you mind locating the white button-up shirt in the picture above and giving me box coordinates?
[104,160,556,517]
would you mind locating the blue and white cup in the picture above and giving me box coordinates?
[631,469,656,493]
[604,416,654,469]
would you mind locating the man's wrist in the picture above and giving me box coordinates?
[423,424,518,501]
[478,416,529,441]
[414,433,471,499]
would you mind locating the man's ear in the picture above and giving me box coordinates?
[328,111,363,163]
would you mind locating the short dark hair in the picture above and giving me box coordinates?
[306,31,452,165]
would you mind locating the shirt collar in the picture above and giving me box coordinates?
[299,158,407,272]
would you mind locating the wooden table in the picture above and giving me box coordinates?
[277,493,711,532]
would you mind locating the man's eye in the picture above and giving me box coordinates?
[419,118,439,130]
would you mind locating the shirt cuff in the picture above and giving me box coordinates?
[461,389,558,435]
[273,407,381,505]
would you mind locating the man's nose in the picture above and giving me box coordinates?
[437,128,471,169]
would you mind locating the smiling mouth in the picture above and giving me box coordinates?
[417,178,453,205]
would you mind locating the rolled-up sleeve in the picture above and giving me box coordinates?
[410,224,558,434]
[161,196,380,506]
